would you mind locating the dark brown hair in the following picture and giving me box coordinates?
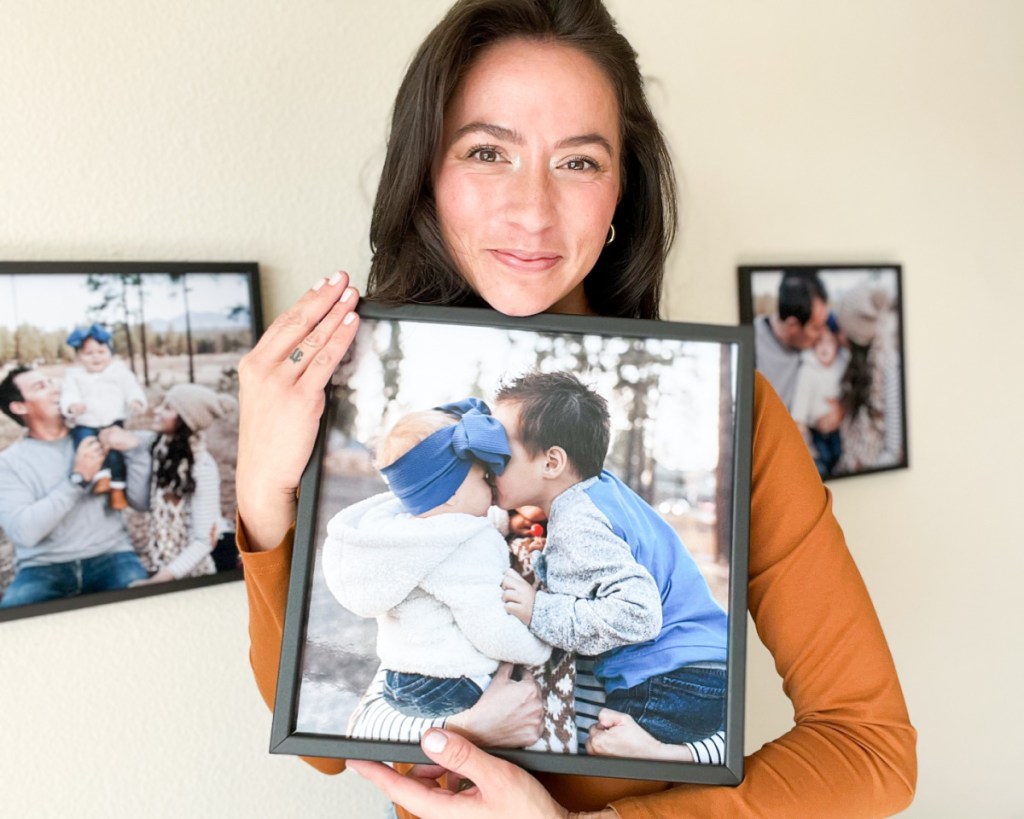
[0,365,30,427]
[151,418,197,496]
[495,370,610,479]
[778,271,828,326]
[366,0,677,319]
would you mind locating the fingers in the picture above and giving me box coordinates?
[346,759,436,806]
[491,662,514,683]
[501,568,526,591]
[595,708,627,730]
[348,746,468,818]
[515,667,536,687]
[240,271,360,396]
[419,730,490,795]
[260,271,358,356]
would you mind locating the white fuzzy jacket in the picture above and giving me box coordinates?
[322,493,551,678]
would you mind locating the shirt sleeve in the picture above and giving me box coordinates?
[165,454,220,578]
[608,374,916,818]
[880,349,904,466]
[123,433,154,512]
[529,503,662,656]
[0,459,83,548]
[238,519,347,775]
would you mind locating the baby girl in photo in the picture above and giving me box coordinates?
[321,397,550,721]
[61,324,147,510]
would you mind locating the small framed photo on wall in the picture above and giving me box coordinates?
[738,264,908,480]
[0,261,263,621]
[271,303,754,785]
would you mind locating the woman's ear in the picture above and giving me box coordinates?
[542,446,569,479]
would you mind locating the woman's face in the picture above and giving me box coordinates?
[433,39,622,317]
[152,401,180,435]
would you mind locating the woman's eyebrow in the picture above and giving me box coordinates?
[449,122,614,156]
[451,122,523,144]
[555,133,614,156]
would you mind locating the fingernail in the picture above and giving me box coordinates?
[340,287,355,303]
[342,311,357,325]
[311,278,326,292]
[328,271,344,286]
[423,730,448,754]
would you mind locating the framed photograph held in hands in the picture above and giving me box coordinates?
[272,303,752,785]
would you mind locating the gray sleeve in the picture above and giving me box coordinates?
[881,350,904,466]
[165,454,220,578]
[0,460,84,549]
[530,496,662,655]
[123,432,155,512]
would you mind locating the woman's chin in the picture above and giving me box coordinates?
[481,287,588,318]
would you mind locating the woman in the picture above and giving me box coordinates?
[836,281,904,474]
[236,1,916,817]
[133,384,237,584]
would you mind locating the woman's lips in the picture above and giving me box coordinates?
[489,249,561,273]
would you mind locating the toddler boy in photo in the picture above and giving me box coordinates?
[61,324,147,510]
[322,397,550,721]
[494,371,729,750]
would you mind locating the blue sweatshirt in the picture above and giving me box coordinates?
[530,470,727,693]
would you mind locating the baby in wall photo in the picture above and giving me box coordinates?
[60,323,147,510]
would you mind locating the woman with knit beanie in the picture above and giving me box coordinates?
[132,384,238,585]
[836,281,905,473]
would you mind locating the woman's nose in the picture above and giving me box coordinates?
[504,164,556,233]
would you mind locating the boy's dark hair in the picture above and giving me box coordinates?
[778,271,828,326]
[495,370,609,479]
[0,366,30,426]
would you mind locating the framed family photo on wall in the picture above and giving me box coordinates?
[738,264,909,481]
[0,261,263,622]
[271,303,753,785]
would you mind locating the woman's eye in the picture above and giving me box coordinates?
[563,156,600,172]
[468,146,501,163]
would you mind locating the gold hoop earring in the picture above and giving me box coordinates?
[605,224,616,246]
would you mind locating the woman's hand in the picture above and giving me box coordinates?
[348,729,576,819]
[99,426,140,451]
[445,663,543,748]
[235,272,360,551]
[129,568,176,587]
[585,708,693,762]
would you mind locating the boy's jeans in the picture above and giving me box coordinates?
[605,664,726,745]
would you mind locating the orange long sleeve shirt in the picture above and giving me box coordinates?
[240,375,916,817]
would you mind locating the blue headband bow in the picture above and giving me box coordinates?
[66,323,112,349]
[380,397,510,515]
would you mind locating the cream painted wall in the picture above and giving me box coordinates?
[1,2,1021,816]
